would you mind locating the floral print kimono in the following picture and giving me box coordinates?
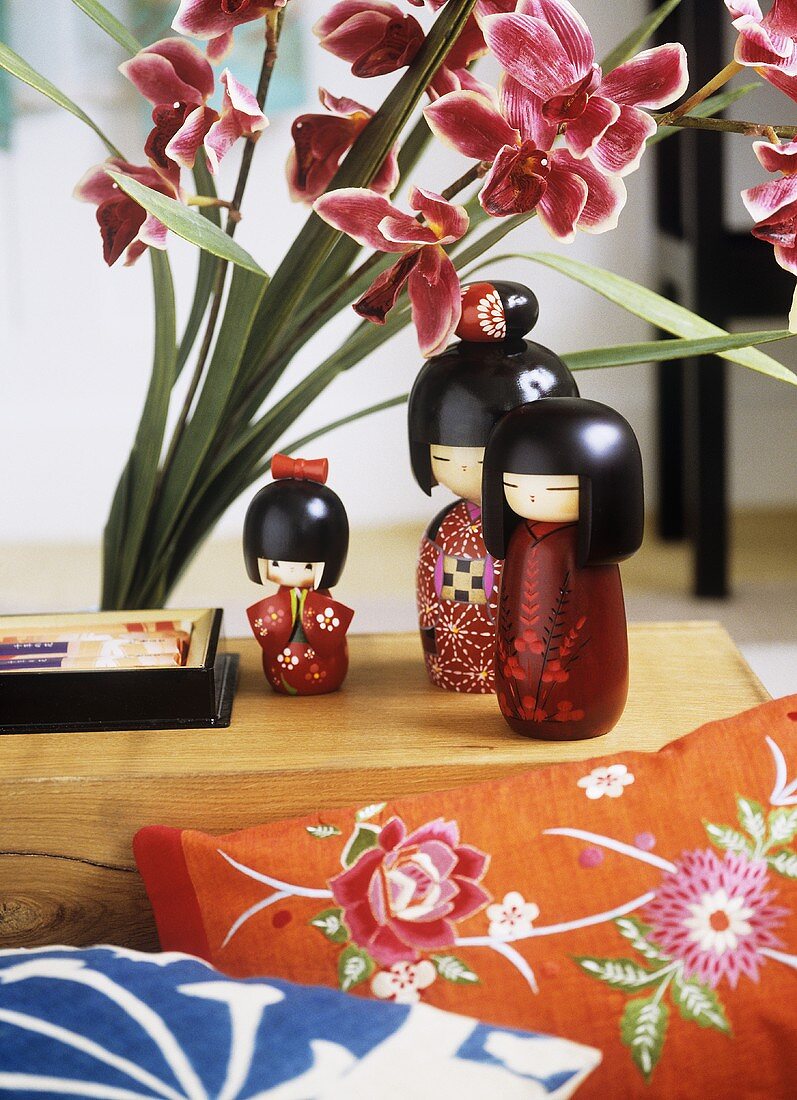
[247,587,353,695]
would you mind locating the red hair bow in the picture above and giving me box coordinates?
[271,453,329,484]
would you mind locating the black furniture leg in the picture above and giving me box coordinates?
[656,358,686,542]
[685,356,729,598]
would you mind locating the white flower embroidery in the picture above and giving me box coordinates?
[316,607,340,632]
[476,290,506,339]
[370,960,436,1004]
[276,647,299,668]
[683,888,755,956]
[487,892,540,941]
[577,763,635,800]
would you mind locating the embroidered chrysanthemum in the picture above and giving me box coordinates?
[476,290,506,339]
[644,848,788,989]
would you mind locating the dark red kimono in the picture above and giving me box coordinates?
[247,587,353,696]
[495,520,628,740]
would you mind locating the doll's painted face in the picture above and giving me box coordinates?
[503,473,580,523]
[430,445,485,504]
[258,559,323,588]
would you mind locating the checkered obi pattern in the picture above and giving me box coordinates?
[440,554,488,605]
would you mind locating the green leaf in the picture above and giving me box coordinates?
[614,917,670,962]
[649,83,761,145]
[176,161,223,379]
[737,796,767,842]
[768,808,797,846]
[576,956,657,992]
[341,823,381,868]
[672,974,731,1033]
[338,945,375,992]
[621,995,669,1081]
[306,825,342,839]
[768,850,797,879]
[475,253,797,386]
[563,330,794,371]
[309,907,348,944]
[70,0,142,55]
[704,821,755,857]
[0,41,121,156]
[108,172,266,275]
[601,0,683,73]
[356,803,387,823]
[430,954,480,984]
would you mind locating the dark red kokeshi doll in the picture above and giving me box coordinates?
[483,398,644,739]
[244,455,354,696]
[408,281,579,694]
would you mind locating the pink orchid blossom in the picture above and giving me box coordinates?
[314,186,468,356]
[424,88,626,239]
[482,0,688,177]
[120,39,218,173]
[329,815,490,965]
[173,0,286,62]
[742,137,797,273]
[287,89,398,204]
[204,70,268,174]
[427,14,493,100]
[74,159,180,267]
[314,0,425,77]
[726,0,797,102]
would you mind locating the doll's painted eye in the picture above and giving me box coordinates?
[431,455,450,461]
[503,481,519,488]
[305,563,313,570]
[272,560,279,566]
[547,485,579,491]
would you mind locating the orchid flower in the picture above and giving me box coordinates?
[483,0,688,177]
[74,160,181,267]
[314,0,425,77]
[427,14,493,100]
[287,89,398,204]
[173,0,286,62]
[204,70,269,174]
[726,0,797,101]
[313,187,468,356]
[741,138,797,273]
[425,89,626,239]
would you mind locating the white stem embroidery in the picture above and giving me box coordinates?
[217,850,335,898]
[544,828,678,873]
[766,736,797,806]
[455,937,539,994]
[221,892,290,949]
[760,947,797,970]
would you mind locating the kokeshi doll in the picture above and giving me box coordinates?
[408,281,579,693]
[483,398,644,739]
[244,455,354,696]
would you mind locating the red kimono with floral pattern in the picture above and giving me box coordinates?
[496,520,628,740]
[416,499,503,694]
[247,587,354,696]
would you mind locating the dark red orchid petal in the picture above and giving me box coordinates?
[352,17,424,76]
[752,206,797,248]
[96,194,147,267]
[145,103,192,169]
[355,250,421,322]
[541,68,600,123]
[479,140,550,217]
[221,0,252,12]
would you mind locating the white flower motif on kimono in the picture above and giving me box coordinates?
[370,960,436,1005]
[487,891,541,941]
[316,607,340,631]
[277,647,299,668]
[577,763,635,800]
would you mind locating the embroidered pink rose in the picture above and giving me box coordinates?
[330,816,491,965]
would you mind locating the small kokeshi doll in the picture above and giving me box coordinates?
[244,454,354,696]
[408,281,579,694]
[483,398,644,739]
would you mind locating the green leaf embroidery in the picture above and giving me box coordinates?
[615,917,670,962]
[356,803,387,823]
[621,995,669,1081]
[704,821,755,857]
[576,957,657,992]
[768,808,797,846]
[338,946,375,992]
[309,908,348,944]
[430,955,480,985]
[672,974,731,1034]
[341,823,381,868]
[306,825,342,839]
[737,797,767,843]
[767,850,797,879]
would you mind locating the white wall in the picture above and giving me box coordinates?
[1,0,795,555]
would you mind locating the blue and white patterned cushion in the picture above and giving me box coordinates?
[0,946,600,1099]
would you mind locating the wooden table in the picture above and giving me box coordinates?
[0,624,768,952]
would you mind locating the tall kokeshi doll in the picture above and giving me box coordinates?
[483,398,644,739]
[244,455,354,696]
[408,282,579,693]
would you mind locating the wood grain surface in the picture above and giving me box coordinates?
[0,625,769,951]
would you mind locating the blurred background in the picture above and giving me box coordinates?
[0,0,794,692]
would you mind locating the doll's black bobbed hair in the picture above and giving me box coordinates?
[407,282,579,495]
[482,397,644,567]
[243,465,349,590]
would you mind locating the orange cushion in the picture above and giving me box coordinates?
[135,696,797,1097]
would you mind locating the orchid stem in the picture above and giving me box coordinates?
[660,59,744,125]
[652,112,797,140]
